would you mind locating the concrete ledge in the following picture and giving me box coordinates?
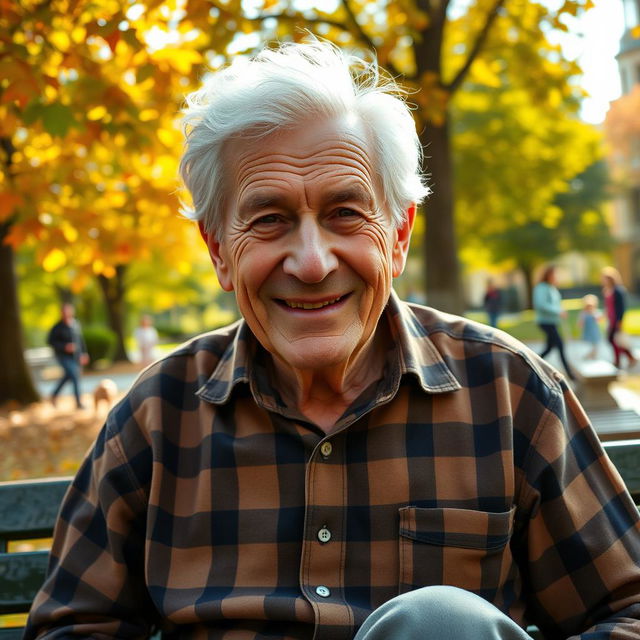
[574,359,619,410]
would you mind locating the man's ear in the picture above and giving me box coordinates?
[392,204,416,278]
[198,221,234,292]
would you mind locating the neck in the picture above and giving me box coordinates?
[271,326,389,433]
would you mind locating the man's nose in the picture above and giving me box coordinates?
[282,219,339,283]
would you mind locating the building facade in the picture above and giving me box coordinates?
[606,0,640,291]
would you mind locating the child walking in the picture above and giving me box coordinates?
[578,294,602,360]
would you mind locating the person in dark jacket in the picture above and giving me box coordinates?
[47,303,89,409]
[602,266,637,369]
[483,279,502,328]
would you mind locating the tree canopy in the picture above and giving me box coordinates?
[1,0,609,403]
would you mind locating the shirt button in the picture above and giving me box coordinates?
[316,585,331,598]
[317,527,332,543]
[320,441,333,457]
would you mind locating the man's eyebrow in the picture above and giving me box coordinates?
[323,185,374,208]
[240,192,288,213]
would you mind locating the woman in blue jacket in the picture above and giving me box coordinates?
[533,265,575,380]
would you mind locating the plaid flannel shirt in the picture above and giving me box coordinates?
[25,291,640,639]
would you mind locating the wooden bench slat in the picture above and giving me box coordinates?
[603,439,640,500]
[0,551,50,615]
[0,628,26,640]
[0,479,70,540]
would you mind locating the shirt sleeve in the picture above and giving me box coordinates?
[23,401,157,639]
[516,383,640,638]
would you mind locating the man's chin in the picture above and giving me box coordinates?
[271,337,357,373]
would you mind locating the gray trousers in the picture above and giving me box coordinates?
[355,586,534,640]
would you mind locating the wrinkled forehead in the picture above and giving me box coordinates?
[223,115,381,206]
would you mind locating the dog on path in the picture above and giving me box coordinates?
[93,378,118,413]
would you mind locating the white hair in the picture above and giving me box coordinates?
[179,39,430,237]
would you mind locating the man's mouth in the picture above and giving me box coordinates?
[279,295,346,310]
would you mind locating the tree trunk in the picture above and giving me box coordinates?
[0,227,40,405]
[421,116,464,315]
[97,265,129,362]
[519,262,535,310]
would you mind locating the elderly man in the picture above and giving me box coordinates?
[26,41,640,639]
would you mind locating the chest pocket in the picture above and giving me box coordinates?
[398,506,516,594]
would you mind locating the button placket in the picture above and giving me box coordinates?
[302,435,345,626]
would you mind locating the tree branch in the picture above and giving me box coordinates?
[340,0,402,77]
[251,11,351,34]
[253,2,403,79]
[445,0,506,94]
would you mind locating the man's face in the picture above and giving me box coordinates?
[62,304,74,323]
[202,117,414,372]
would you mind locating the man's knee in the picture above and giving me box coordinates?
[355,586,532,640]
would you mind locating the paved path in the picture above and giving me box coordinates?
[36,370,141,398]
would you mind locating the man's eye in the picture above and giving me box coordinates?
[254,214,282,225]
[335,208,361,218]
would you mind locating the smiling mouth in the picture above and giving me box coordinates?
[279,295,346,310]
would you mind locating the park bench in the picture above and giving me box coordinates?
[591,407,640,441]
[0,478,70,640]
[2,438,640,639]
[23,348,58,383]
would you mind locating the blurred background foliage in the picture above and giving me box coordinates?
[0,0,623,403]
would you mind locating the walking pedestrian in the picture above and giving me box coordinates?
[47,303,89,409]
[577,294,602,360]
[533,265,575,380]
[134,314,159,366]
[483,279,502,328]
[602,266,637,369]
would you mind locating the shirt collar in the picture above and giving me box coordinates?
[386,290,462,394]
[197,289,461,405]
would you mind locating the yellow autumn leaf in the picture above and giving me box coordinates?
[61,222,78,243]
[139,108,159,121]
[107,191,127,207]
[49,31,71,52]
[87,105,108,121]
[471,59,501,88]
[102,264,117,278]
[42,248,67,272]
[71,26,87,44]
[152,47,202,74]
[177,260,192,275]
[92,258,105,274]
[157,126,179,146]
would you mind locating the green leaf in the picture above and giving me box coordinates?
[41,103,75,137]
[22,99,44,126]
[136,64,156,83]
